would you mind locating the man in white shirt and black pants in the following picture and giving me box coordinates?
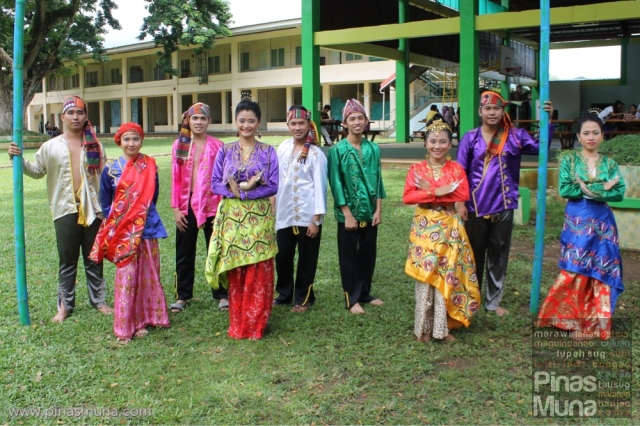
[272,105,328,312]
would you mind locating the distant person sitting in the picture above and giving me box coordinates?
[628,104,637,117]
[598,100,625,122]
[320,104,334,146]
[426,105,439,123]
[598,100,625,138]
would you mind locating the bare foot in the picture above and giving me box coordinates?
[443,334,456,342]
[97,305,114,315]
[417,334,431,343]
[51,306,68,323]
[117,338,131,345]
[135,328,148,338]
[495,306,509,317]
[290,305,308,313]
[369,299,384,306]
[349,303,366,314]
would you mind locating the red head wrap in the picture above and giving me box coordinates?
[479,91,513,156]
[114,122,144,146]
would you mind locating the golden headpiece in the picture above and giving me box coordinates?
[426,119,452,134]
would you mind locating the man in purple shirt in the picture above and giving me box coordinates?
[456,91,553,316]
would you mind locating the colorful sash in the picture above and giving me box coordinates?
[205,198,277,289]
[90,154,156,267]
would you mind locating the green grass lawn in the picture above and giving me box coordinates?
[0,144,638,424]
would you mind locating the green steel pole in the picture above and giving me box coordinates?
[13,0,31,325]
[620,37,628,86]
[396,0,410,143]
[530,53,539,120]
[500,32,511,99]
[302,0,321,131]
[530,0,550,314]
[459,0,479,134]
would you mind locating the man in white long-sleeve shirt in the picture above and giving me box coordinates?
[9,96,113,322]
[272,105,328,313]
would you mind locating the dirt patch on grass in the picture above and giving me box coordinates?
[312,372,351,395]
[510,239,560,264]
[437,358,478,371]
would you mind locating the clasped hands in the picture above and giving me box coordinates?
[228,171,263,198]
[575,174,619,198]
[414,175,462,196]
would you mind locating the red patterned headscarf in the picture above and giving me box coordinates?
[480,91,513,156]
[114,122,144,146]
[62,95,102,175]
[287,107,319,164]
[176,102,211,165]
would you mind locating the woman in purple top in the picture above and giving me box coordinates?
[205,100,279,340]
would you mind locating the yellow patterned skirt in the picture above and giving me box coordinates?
[405,204,481,329]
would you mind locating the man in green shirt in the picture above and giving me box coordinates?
[328,99,386,314]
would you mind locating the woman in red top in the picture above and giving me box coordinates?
[403,120,481,343]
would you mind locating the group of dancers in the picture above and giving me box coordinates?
[8,90,625,343]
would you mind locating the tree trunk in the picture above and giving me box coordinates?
[0,77,40,134]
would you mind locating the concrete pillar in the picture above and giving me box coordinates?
[27,106,33,132]
[322,85,331,114]
[221,91,228,127]
[42,78,49,129]
[390,87,396,124]
[167,96,173,127]
[99,100,105,134]
[286,86,293,109]
[142,97,149,132]
[78,65,85,99]
[363,82,372,119]
[121,57,129,125]
[230,40,241,111]
[172,51,180,128]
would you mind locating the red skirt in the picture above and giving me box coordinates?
[537,270,612,340]
[226,259,274,340]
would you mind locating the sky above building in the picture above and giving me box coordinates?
[106,0,620,81]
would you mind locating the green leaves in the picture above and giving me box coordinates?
[139,0,231,74]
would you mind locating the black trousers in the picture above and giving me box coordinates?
[175,203,228,301]
[464,210,514,311]
[274,225,322,306]
[53,214,106,313]
[336,222,378,308]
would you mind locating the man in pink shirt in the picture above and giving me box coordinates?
[170,102,226,312]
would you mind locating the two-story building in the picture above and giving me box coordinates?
[27,19,400,134]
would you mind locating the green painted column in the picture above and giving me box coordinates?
[531,52,539,119]
[500,32,510,99]
[621,37,628,85]
[459,0,479,134]
[302,0,321,128]
[396,0,410,143]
